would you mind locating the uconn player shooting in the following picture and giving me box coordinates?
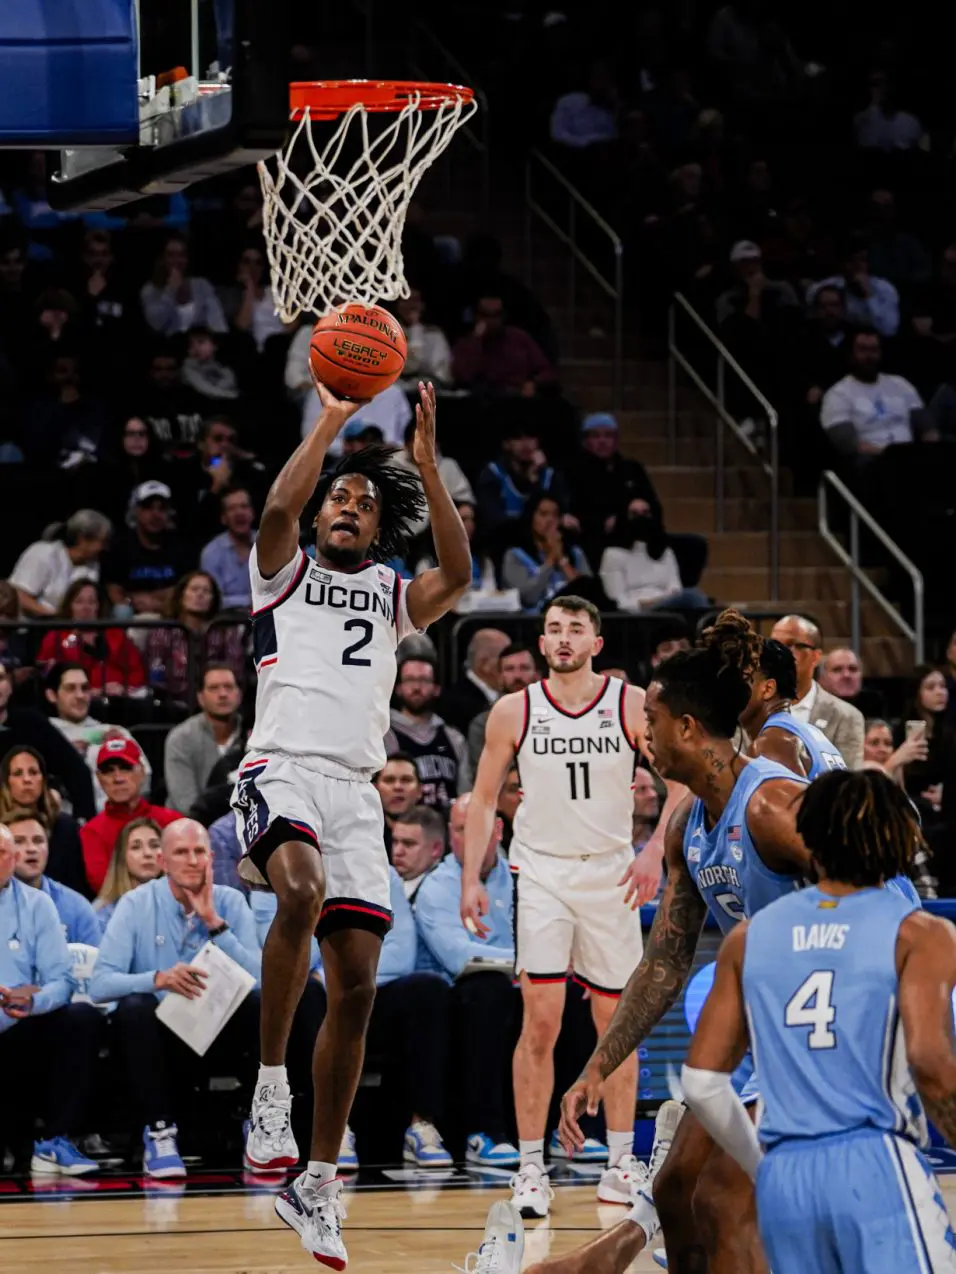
[232,380,469,1270]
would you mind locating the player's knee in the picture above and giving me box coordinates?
[518,1009,562,1056]
[331,965,377,1027]
[274,871,325,927]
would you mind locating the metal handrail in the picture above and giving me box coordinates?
[667,292,780,598]
[817,470,924,664]
[407,22,491,220]
[524,148,624,407]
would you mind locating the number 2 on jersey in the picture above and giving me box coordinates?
[565,761,591,800]
[341,618,373,666]
[785,970,836,1049]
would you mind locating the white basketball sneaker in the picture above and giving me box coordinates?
[453,1200,524,1273]
[509,1163,553,1219]
[276,1172,348,1270]
[597,1152,646,1204]
[643,1100,685,1264]
[244,1081,298,1173]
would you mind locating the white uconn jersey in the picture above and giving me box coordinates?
[513,676,636,858]
[248,545,418,773]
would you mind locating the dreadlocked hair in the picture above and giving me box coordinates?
[653,609,761,738]
[313,444,427,563]
[796,769,925,887]
[759,638,798,701]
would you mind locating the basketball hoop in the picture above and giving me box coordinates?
[259,79,478,322]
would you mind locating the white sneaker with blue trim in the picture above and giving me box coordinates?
[142,1123,186,1179]
[453,1200,524,1273]
[548,1129,608,1162]
[338,1125,359,1171]
[465,1133,520,1168]
[30,1136,98,1176]
[403,1119,453,1167]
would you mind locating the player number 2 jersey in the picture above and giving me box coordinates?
[512,676,636,858]
[248,545,418,772]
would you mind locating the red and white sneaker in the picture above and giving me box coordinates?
[243,1081,298,1172]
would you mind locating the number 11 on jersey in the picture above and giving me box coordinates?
[565,761,591,800]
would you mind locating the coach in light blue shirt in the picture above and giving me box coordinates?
[198,487,257,610]
[6,813,100,947]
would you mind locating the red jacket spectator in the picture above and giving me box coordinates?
[79,737,180,892]
[452,296,555,395]
[37,626,146,695]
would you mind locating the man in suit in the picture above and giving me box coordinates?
[440,628,511,734]
[770,615,865,768]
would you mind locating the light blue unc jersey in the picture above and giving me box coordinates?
[682,756,807,934]
[742,884,925,1149]
[760,710,847,779]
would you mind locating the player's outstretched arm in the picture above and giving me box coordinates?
[747,778,815,876]
[256,378,366,578]
[405,382,471,628]
[559,798,705,1149]
[898,910,956,1146]
[681,924,763,1179]
[460,694,522,938]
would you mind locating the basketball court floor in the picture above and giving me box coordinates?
[5,1162,956,1273]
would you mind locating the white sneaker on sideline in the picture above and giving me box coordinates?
[509,1163,553,1219]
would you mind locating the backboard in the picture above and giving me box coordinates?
[0,0,290,210]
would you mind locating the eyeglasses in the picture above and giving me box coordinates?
[781,641,819,653]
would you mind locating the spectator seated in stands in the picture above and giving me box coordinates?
[801,285,851,409]
[140,233,228,337]
[716,240,800,329]
[394,289,453,389]
[599,501,709,613]
[20,351,110,472]
[502,493,594,613]
[208,810,245,893]
[374,754,424,855]
[412,501,512,614]
[770,615,865,768]
[164,664,243,815]
[0,665,96,821]
[895,667,956,838]
[415,793,519,1168]
[808,239,900,339]
[45,663,150,812]
[820,329,936,465]
[863,718,929,787]
[169,416,265,543]
[181,326,238,402]
[853,70,923,153]
[0,745,88,897]
[818,646,886,718]
[89,415,175,530]
[80,738,181,895]
[393,419,473,538]
[199,486,257,611]
[477,421,570,535]
[569,412,661,557]
[143,571,248,708]
[645,621,692,678]
[440,628,511,734]
[93,817,162,932]
[549,59,620,152]
[0,823,102,1177]
[37,580,146,697]
[8,509,111,618]
[103,480,192,618]
[632,768,661,853]
[6,810,100,946]
[217,242,284,351]
[864,189,932,291]
[912,242,956,351]
[136,342,206,458]
[452,295,555,397]
[385,660,467,817]
[466,644,540,788]
[0,580,30,679]
[90,819,261,1178]
[390,805,446,903]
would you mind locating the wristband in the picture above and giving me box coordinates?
[207,921,229,939]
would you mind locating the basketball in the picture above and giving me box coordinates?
[309,303,407,401]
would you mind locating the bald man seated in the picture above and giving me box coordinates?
[770,615,865,769]
[90,819,263,1179]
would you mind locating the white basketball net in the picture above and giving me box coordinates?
[258,91,478,322]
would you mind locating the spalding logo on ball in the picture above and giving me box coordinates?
[310,303,408,401]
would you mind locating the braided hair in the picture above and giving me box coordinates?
[313,444,427,563]
[654,609,762,737]
[796,768,925,887]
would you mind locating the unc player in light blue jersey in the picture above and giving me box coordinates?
[559,611,814,1274]
[683,768,956,1273]
[743,637,848,779]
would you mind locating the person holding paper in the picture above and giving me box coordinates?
[0,824,102,1176]
[90,818,261,1179]
[415,793,519,1169]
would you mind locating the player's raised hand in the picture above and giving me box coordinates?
[412,380,438,468]
[620,842,665,908]
[310,368,368,426]
[460,878,490,940]
[558,1065,606,1154]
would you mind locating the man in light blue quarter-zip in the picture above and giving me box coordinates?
[415,793,519,1168]
[0,824,102,1176]
[6,812,101,946]
[90,817,261,1179]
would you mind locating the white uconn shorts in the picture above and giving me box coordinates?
[232,751,392,941]
[512,843,644,996]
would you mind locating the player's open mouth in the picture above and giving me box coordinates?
[332,520,359,535]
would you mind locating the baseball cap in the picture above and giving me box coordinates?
[96,737,144,769]
[131,480,172,505]
[730,240,761,263]
[581,412,619,433]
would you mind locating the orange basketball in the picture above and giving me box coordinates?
[309,303,407,401]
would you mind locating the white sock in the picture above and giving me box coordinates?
[256,1063,288,1089]
[607,1129,634,1168]
[519,1139,545,1171]
[627,1189,660,1245]
[306,1160,337,1189]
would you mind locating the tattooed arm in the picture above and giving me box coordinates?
[558,796,706,1149]
[898,910,956,1146]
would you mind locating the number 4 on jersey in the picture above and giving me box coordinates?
[785,970,837,1049]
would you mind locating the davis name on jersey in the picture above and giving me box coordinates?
[248,547,417,773]
[512,676,636,858]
